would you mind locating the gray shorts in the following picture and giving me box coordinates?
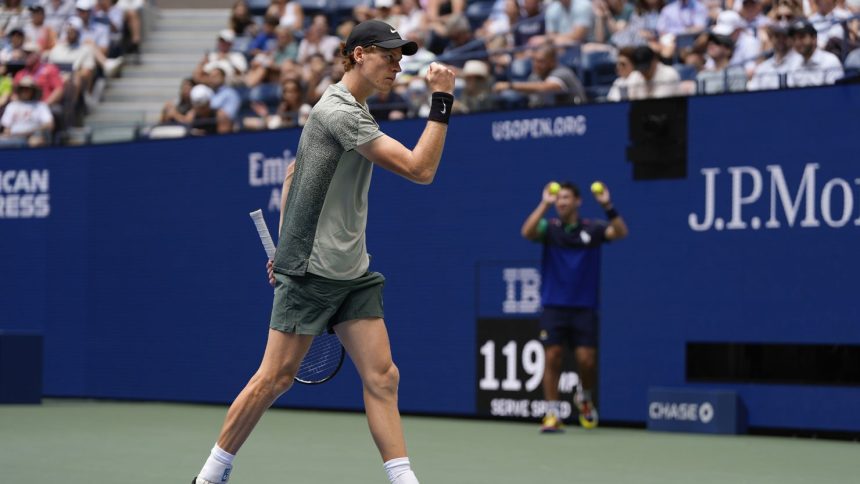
[269,271,385,336]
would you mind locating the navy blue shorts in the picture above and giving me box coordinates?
[539,306,599,348]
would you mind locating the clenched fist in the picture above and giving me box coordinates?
[426,62,456,94]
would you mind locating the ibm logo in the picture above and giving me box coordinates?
[502,268,541,314]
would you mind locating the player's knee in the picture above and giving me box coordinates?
[249,369,295,401]
[365,362,399,398]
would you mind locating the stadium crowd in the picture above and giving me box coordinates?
[1,0,859,142]
[0,0,142,146]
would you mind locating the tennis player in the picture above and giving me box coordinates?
[521,182,628,433]
[192,20,455,484]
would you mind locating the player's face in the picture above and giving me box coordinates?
[555,188,580,218]
[364,47,402,92]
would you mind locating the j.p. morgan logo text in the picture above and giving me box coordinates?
[0,169,50,218]
[689,163,859,231]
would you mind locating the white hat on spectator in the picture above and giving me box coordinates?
[375,0,394,8]
[713,10,745,35]
[66,16,85,31]
[462,60,490,78]
[75,0,96,11]
[190,84,214,106]
[218,29,236,43]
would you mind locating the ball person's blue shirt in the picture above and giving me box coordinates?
[536,218,609,308]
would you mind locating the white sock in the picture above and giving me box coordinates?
[547,400,561,417]
[198,444,235,483]
[384,457,419,484]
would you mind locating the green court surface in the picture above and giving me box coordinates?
[0,400,856,484]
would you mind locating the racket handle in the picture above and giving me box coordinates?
[249,209,277,259]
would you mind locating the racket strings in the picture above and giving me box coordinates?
[297,333,343,383]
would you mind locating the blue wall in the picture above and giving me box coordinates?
[2,84,859,432]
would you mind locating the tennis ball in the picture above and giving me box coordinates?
[590,181,605,195]
[548,182,561,195]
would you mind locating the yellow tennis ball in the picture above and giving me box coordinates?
[590,181,605,195]
[548,182,561,195]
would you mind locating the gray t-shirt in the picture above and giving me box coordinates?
[273,82,384,280]
[528,65,586,107]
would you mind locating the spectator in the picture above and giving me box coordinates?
[454,59,496,113]
[593,0,635,44]
[75,0,122,77]
[809,0,849,49]
[770,0,804,20]
[42,0,76,34]
[268,77,310,129]
[48,16,96,107]
[270,0,303,33]
[0,0,29,35]
[302,52,338,105]
[544,0,594,44]
[272,25,298,64]
[713,10,761,74]
[396,0,425,40]
[23,5,56,51]
[845,46,860,72]
[0,75,53,147]
[426,0,465,24]
[247,15,279,57]
[656,0,708,57]
[160,77,195,125]
[493,43,587,107]
[610,0,664,48]
[696,30,747,94]
[297,14,340,64]
[399,31,436,78]
[514,0,546,46]
[228,0,256,37]
[737,0,771,35]
[206,64,240,124]
[244,53,281,104]
[438,14,486,67]
[14,43,65,111]
[0,26,26,63]
[606,45,636,100]
[625,44,682,98]
[656,0,708,38]
[0,64,11,108]
[368,87,409,120]
[477,0,520,40]
[187,84,230,135]
[749,21,802,90]
[194,29,248,84]
[93,0,124,58]
[787,20,844,86]
[115,0,143,55]
[374,0,403,29]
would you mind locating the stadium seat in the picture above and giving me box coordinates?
[559,45,582,76]
[673,64,697,82]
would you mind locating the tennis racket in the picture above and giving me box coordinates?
[249,209,345,385]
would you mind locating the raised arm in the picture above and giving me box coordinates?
[356,63,455,185]
[593,184,628,240]
[522,184,557,240]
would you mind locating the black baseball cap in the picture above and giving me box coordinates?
[342,20,418,57]
[789,20,817,37]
